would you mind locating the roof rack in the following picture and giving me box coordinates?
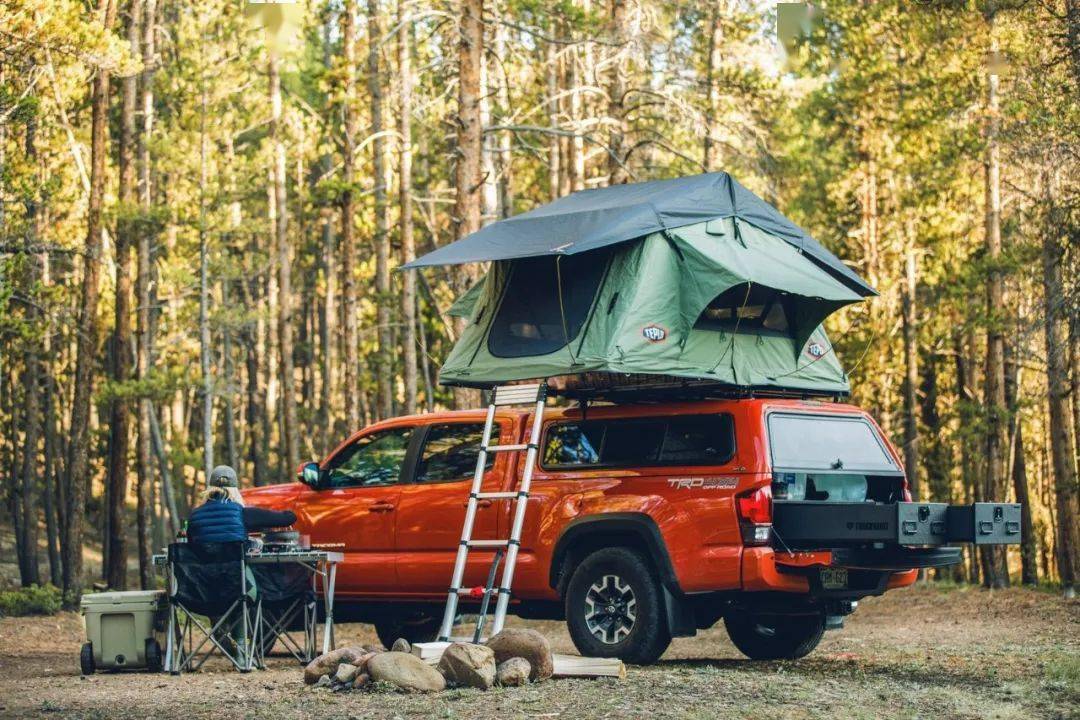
[443,374,848,404]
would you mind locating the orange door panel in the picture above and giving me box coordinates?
[395,417,516,595]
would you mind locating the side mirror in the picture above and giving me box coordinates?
[298,461,321,487]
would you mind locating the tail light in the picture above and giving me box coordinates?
[736,484,772,546]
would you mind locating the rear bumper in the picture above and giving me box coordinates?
[742,547,920,597]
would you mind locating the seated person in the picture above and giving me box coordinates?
[188,465,297,544]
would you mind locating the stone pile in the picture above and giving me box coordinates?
[304,628,552,693]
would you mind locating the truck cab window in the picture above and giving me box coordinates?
[542,414,736,469]
[416,423,493,483]
[322,427,413,488]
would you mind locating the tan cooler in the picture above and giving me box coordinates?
[80,590,165,673]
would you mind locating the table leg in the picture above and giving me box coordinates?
[322,561,337,655]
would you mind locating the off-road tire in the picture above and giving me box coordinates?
[564,547,671,665]
[80,642,95,675]
[373,609,441,648]
[724,610,825,660]
[145,638,163,673]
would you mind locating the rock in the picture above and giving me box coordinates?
[436,642,496,690]
[367,651,447,693]
[352,673,370,689]
[335,663,359,684]
[485,629,553,681]
[314,674,331,688]
[495,657,531,687]
[361,643,387,654]
[391,638,411,654]
[304,646,368,685]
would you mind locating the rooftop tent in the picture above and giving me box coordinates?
[416,173,873,395]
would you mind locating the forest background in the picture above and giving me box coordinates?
[0,0,1077,605]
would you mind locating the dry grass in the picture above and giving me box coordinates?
[0,584,1076,720]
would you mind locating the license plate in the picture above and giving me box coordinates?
[820,567,848,590]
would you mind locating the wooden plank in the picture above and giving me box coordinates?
[552,653,626,679]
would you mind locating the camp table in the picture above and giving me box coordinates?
[154,548,343,658]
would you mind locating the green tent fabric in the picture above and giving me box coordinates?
[439,215,862,394]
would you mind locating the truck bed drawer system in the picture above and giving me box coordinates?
[773,501,1022,549]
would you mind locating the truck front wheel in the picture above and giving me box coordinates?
[564,547,671,665]
[724,610,825,660]
[373,609,440,648]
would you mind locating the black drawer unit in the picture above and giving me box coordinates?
[946,503,1022,545]
[773,501,1021,549]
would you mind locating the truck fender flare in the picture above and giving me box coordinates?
[549,513,696,637]
[548,512,682,595]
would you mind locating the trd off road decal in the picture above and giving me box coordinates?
[806,341,827,358]
[667,477,739,490]
[642,324,668,343]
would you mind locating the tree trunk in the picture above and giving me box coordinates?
[703,0,724,171]
[18,116,43,587]
[341,0,361,432]
[103,0,142,591]
[198,54,213,478]
[136,0,158,588]
[43,369,62,587]
[901,249,919,499]
[270,54,300,473]
[546,30,560,201]
[1004,340,1038,586]
[1042,196,1080,598]
[65,0,118,604]
[980,24,1008,588]
[368,0,394,421]
[399,0,418,415]
[452,0,484,409]
[607,0,629,184]
[319,13,337,438]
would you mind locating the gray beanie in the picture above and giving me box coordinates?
[209,465,238,488]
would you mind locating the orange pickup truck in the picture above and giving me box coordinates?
[244,397,1018,663]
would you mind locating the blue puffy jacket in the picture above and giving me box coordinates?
[187,498,247,544]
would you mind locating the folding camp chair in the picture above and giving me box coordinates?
[165,541,261,673]
[252,562,316,665]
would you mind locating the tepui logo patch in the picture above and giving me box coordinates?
[642,325,667,343]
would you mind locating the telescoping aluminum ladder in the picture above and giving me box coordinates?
[437,382,548,643]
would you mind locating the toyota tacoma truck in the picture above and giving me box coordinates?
[243,397,1020,664]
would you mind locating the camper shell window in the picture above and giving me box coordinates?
[542,414,736,469]
[696,283,791,336]
[488,251,608,358]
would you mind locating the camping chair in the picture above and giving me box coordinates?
[252,562,317,665]
[165,541,261,673]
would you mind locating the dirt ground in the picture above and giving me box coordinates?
[0,584,1076,720]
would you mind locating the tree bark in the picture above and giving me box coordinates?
[900,249,919,499]
[399,0,418,415]
[198,46,213,478]
[65,0,118,604]
[1004,339,1038,586]
[136,0,158,588]
[1042,196,1080,598]
[18,116,43,587]
[980,25,1008,588]
[703,0,724,171]
[607,0,629,184]
[452,0,484,409]
[546,30,560,201]
[269,54,300,473]
[319,13,337,438]
[341,0,361,432]
[368,0,394,421]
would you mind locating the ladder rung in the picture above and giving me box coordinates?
[466,539,512,548]
[474,491,523,500]
[484,443,531,453]
[492,383,546,406]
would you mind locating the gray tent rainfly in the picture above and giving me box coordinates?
[406,172,874,397]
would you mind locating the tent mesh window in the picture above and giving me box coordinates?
[488,251,608,358]
[695,283,791,336]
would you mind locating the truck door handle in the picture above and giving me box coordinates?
[465,499,493,508]
[369,502,395,513]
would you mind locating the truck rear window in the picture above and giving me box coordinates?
[767,413,898,474]
[542,414,735,469]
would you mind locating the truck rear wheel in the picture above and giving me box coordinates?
[724,610,825,660]
[564,547,671,665]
